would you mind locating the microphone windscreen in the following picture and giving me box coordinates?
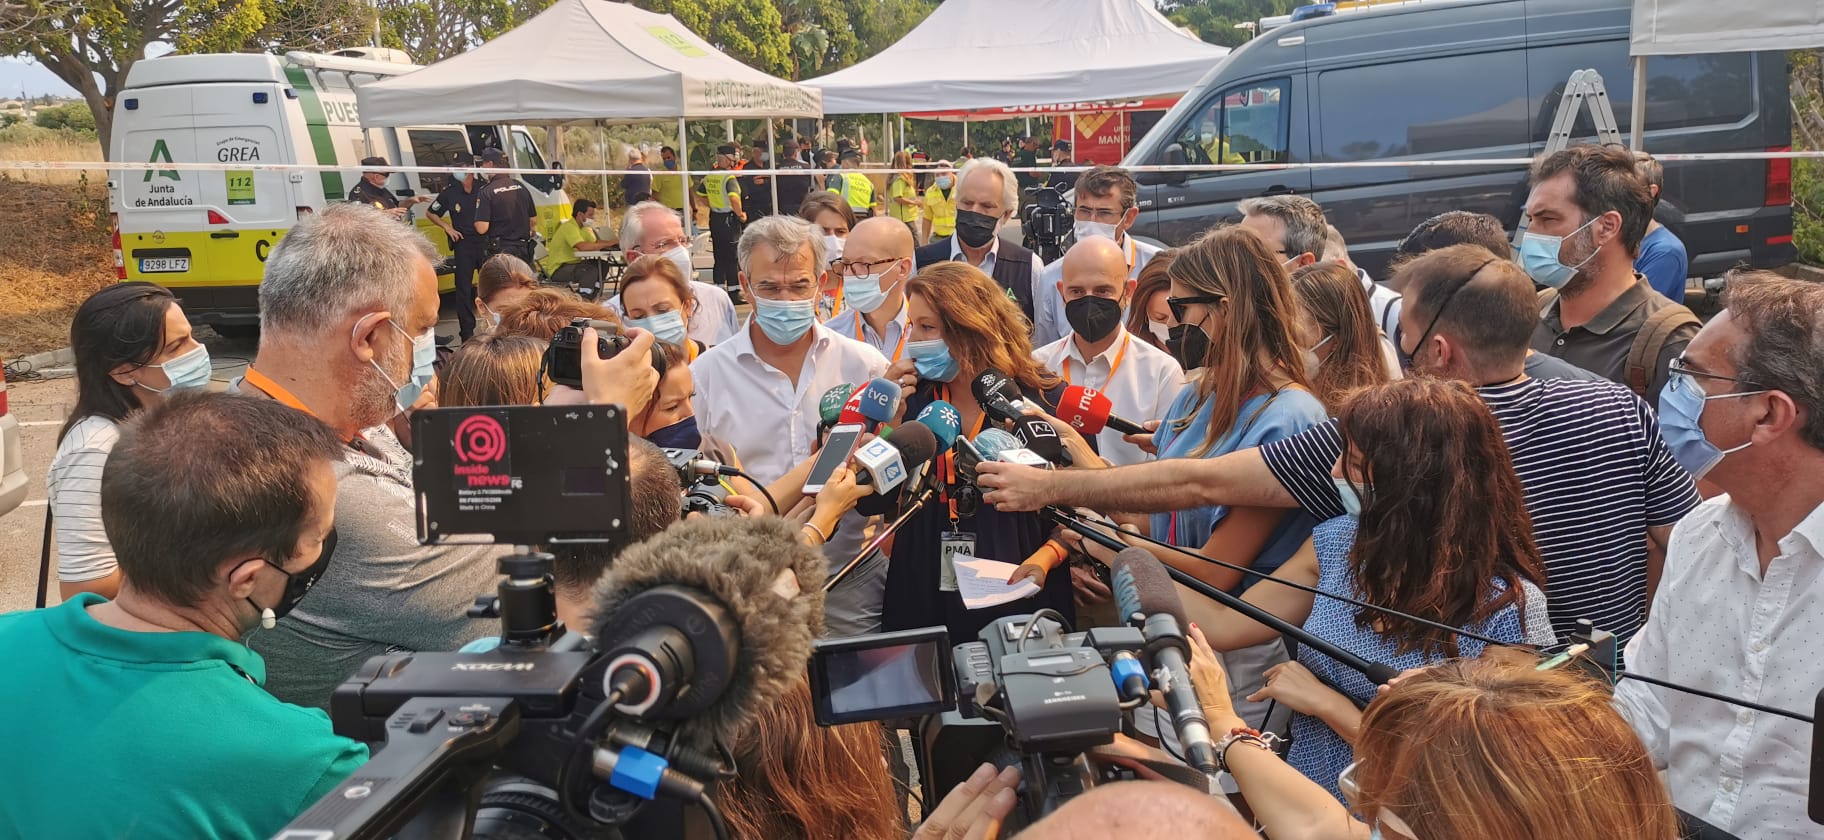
[1058,385,1112,435]
[915,400,962,448]
[971,369,1026,421]
[1110,547,1190,633]
[974,428,1023,462]
[854,488,901,517]
[590,516,827,743]
[820,384,859,428]
[1011,416,1067,465]
[855,377,904,426]
[885,421,938,471]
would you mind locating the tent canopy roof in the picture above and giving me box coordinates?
[804,0,1228,115]
[356,0,820,127]
[1631,0,1824,56]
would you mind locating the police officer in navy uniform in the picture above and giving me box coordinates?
[473,147,538,266]
[348,156,429,221]
[428,153,486,340]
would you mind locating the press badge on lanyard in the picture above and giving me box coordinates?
[939,530,976,592]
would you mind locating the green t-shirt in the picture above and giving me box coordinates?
[543,218,596,273]
[0,594,369,839]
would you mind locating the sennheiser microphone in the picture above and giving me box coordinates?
[971,368,1030,425]
[853,377,904,432]
[592,516,827,743]
[661,447,741,479]
[1109,547,1220,777]
[1058,385,1148,436]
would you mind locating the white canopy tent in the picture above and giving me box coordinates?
[803,0,1228,115]
[1627,0,1824,147]
[355,0,821,231]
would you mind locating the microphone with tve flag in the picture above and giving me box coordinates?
[1108,547,1220,778]
[1058,385,1148,436]
[971,368,1030,425]
[914,400,962,450]
[819,383,860,430]
[853,377,904,432]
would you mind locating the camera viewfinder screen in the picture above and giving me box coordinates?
[823,641,948,719]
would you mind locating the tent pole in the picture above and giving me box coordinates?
[767,120,779,216]
[899,115,906,150]
[1070,112,1078,163]
[679,117,693,240]
[597,121,608,220]
[724,119,734,141]
[1629,55,1648,150]
[962,120,969,150]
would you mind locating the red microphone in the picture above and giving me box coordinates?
[837,388,867,427]
[1058,386,1147,436]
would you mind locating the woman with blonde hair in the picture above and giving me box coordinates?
[474,253,539,331]
[1290,262,1396,411]
[491,287,620,341]
[886,149,924,241]
[800,190,858,319]
[1193,639,1680,840]
[436,334,550,408]
[880,261,1074,642]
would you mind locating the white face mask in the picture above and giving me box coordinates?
[661,245,695,281]
[823,234,846,263]
[1148,321,1171,343]
[1074,219,1119,243]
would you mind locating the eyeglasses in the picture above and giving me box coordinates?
[1338,761,1420,839]
[1166,293,1226,322]
[1408,257,1499,360]
[1072,205,1128,223]
[754,281,818,299]
[1668,357,1764,393]
[837,257,905,278]
[647,236,688,253]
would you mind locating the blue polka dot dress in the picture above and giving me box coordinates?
[1290,516,1542,800]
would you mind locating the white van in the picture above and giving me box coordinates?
[109,49,571,333]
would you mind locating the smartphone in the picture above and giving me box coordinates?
[952,435,985,484]
[803,423,866,494]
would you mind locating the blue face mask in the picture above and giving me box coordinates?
[1333,476,1371,518]
[750,295,818,345]
[843,263,903,315]
[1658,371,1766,478]
[906,338,961,382]
[370,319,437,414]
[644,415,702,450]
[628,309,689,347]
[1518,215,1599,289]
[137,344,212,393]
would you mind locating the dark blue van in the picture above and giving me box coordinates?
[1127,0,1794,281]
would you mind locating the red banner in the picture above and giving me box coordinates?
[903,96,1179,121]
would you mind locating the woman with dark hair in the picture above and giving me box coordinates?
[47,282,211,598]
[1125,248,1179,352]
[1290,263,1396,411]
[879,261,1075,641]
[1198,378,1554,799]
[800,190,858,319]
[716,677,902,840]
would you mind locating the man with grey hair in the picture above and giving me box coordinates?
[1322,223,1403,342]
[1615,271,1824,840]
[609,200,738,344]
[690,214,890,635]
[622,147,652,207]
[239,203,654,707]
[1237,194,1328,268]
[914,156,1045,324]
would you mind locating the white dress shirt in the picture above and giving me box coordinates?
[823,300,910,364]
[691,321,891,636]
[1032,236,1164,346]
[1615,494,1824,840]
[1034,328,1185,466]
[608,279,738,346]
[948,236,1046,288]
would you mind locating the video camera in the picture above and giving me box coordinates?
[544,318,668,390]
[661,447,740,518]
[274,404,751,840]
[808,613,1166,829]
[1021,185,1072,265]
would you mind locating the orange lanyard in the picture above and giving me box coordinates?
[1062,333,1130,387]
[857,310,909,363]
[685,340,700,363]
[243,367,365,450]
[937,384,989,522]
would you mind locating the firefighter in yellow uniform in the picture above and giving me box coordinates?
[838,149,877,219]
[697,143,747,298]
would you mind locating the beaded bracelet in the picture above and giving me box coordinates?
[1215,726,1283,773]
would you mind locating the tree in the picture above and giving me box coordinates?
[32,99,92,131]
[376,0,548,64]
[633,0,792,78]
[1160,0,1300,49]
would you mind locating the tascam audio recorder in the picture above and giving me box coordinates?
[108,48,571,335]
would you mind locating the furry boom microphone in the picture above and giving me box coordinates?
[589,516,827,744]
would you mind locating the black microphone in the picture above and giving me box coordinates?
[970,368,1030,425]
[592,516,827,743]
[853,423,941,518]
[1011,415,1072,467]
[1109,547,1220,777]
[1046,508,1402,687]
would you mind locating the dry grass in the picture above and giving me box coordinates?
[0,175,113,359]
[0,132,104,185]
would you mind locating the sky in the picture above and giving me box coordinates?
[0,57,78,98]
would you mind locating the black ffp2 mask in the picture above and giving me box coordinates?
[1167,324,1212,370]
[1065,295,1124,344]
[954,209,999,249]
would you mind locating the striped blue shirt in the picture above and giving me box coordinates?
[1258,377,1700,643]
